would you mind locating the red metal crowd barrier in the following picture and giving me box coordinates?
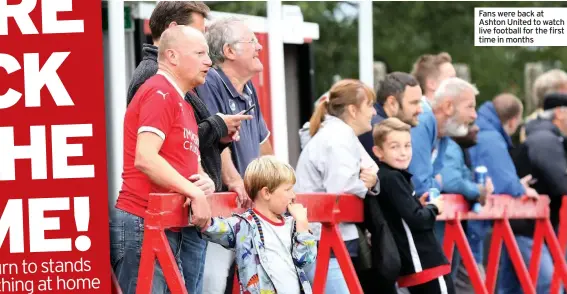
[439,194,567,294]
[134,192,364,294]
[551,196,567,294]
[109,192,567,294]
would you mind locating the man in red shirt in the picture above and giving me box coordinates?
[110,25,213,294]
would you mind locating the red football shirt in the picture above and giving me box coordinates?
[116,72,200,218]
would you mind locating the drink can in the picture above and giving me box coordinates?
[472,202,482,213]
[474,165,488,185]
[473,165,488,213]
[428,188,440,202]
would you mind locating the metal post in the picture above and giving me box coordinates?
[267,0,289,163]
[106,0,127,209]
[358,0,374,89]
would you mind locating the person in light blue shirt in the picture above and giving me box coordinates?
[407,78,479,288]
[439,125,493,293]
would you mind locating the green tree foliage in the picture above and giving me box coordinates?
[206,1,567,107]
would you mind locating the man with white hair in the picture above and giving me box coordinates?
[404,78,478,289]
[520,69,567,142]
[110,25,213,293]
[408,77,478,196]
[195,17,273,294]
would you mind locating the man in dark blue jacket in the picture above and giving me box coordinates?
[469,93,546,294]
[358,72,423,164]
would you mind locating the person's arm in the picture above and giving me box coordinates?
[135,133,205,199]
[135,89,205,200]
[528,134,567,198]
[291,230,317,268]
[221,148,251,207]
[200,216,241,249]
[254,90,273,156]
[260,139,273,156]
[439,141,480,200]
[382,172,439,231]
[324,139,369,198]
[407,114,442,196]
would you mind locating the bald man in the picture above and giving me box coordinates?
[110,25,213,294]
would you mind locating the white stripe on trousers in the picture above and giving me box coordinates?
[438,275,449,294]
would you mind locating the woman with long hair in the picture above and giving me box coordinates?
[294,79,379,293]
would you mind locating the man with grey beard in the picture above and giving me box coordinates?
[407,77,479,197]
[402,77,478,291]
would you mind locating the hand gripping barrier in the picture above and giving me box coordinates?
[551,196,567,294]
[438,194,567,294]
[130,192,364,294]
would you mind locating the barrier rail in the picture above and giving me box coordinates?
[108,192,567,294]
[135,192,364,294]
[551,196,567,294]
[439,194,567,294]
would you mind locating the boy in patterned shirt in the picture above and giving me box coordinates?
[200,155,317,294]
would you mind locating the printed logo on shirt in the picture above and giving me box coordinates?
[183,128,200,155]
[179,102,184,112]
[229,99,237,112]
[157,90,169,99]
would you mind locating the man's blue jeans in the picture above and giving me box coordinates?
[181,226,207,293]
[498,235,553,294]
[109,209,184,294]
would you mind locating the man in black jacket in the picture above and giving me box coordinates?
[124,2,251,293]
[358,72,423,165]
[507,93,567,294]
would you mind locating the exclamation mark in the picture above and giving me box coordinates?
[74,197,91,252]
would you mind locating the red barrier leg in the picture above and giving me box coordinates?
[328,224,363,294]
[137,229,187,294]
[137,229,158,294]
[444,220,488,294]
[232,268,240,294]
[312,225,332,294]
[154,230,187,294]
[529,218,544,286]
[500,219,536,294]
[551,198,567,294]
[539,219,567,291]
[485,221,504,293]
[111,269,123,294]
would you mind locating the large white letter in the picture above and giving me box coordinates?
[0,0,38,35]
[42,0,84,34]
[0,126,47,181]
[24,52,74,107]
[0,199,24,253]
[29,197,71,252]
[52,124,94,179]
[0,53,22,109]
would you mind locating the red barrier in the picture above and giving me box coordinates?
[439,194,567,294]
[107,192,567,294]
[135,192,364,294]
[111,270,122,294]
[551,196,567,294]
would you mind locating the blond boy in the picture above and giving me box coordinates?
[200,156,317,294]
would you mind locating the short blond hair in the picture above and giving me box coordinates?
[411,52,452,92]
[533,69,567,108]
[373,117,411,147]
[244,156,296,201]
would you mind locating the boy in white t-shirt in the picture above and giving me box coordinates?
[200,156,317,294]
